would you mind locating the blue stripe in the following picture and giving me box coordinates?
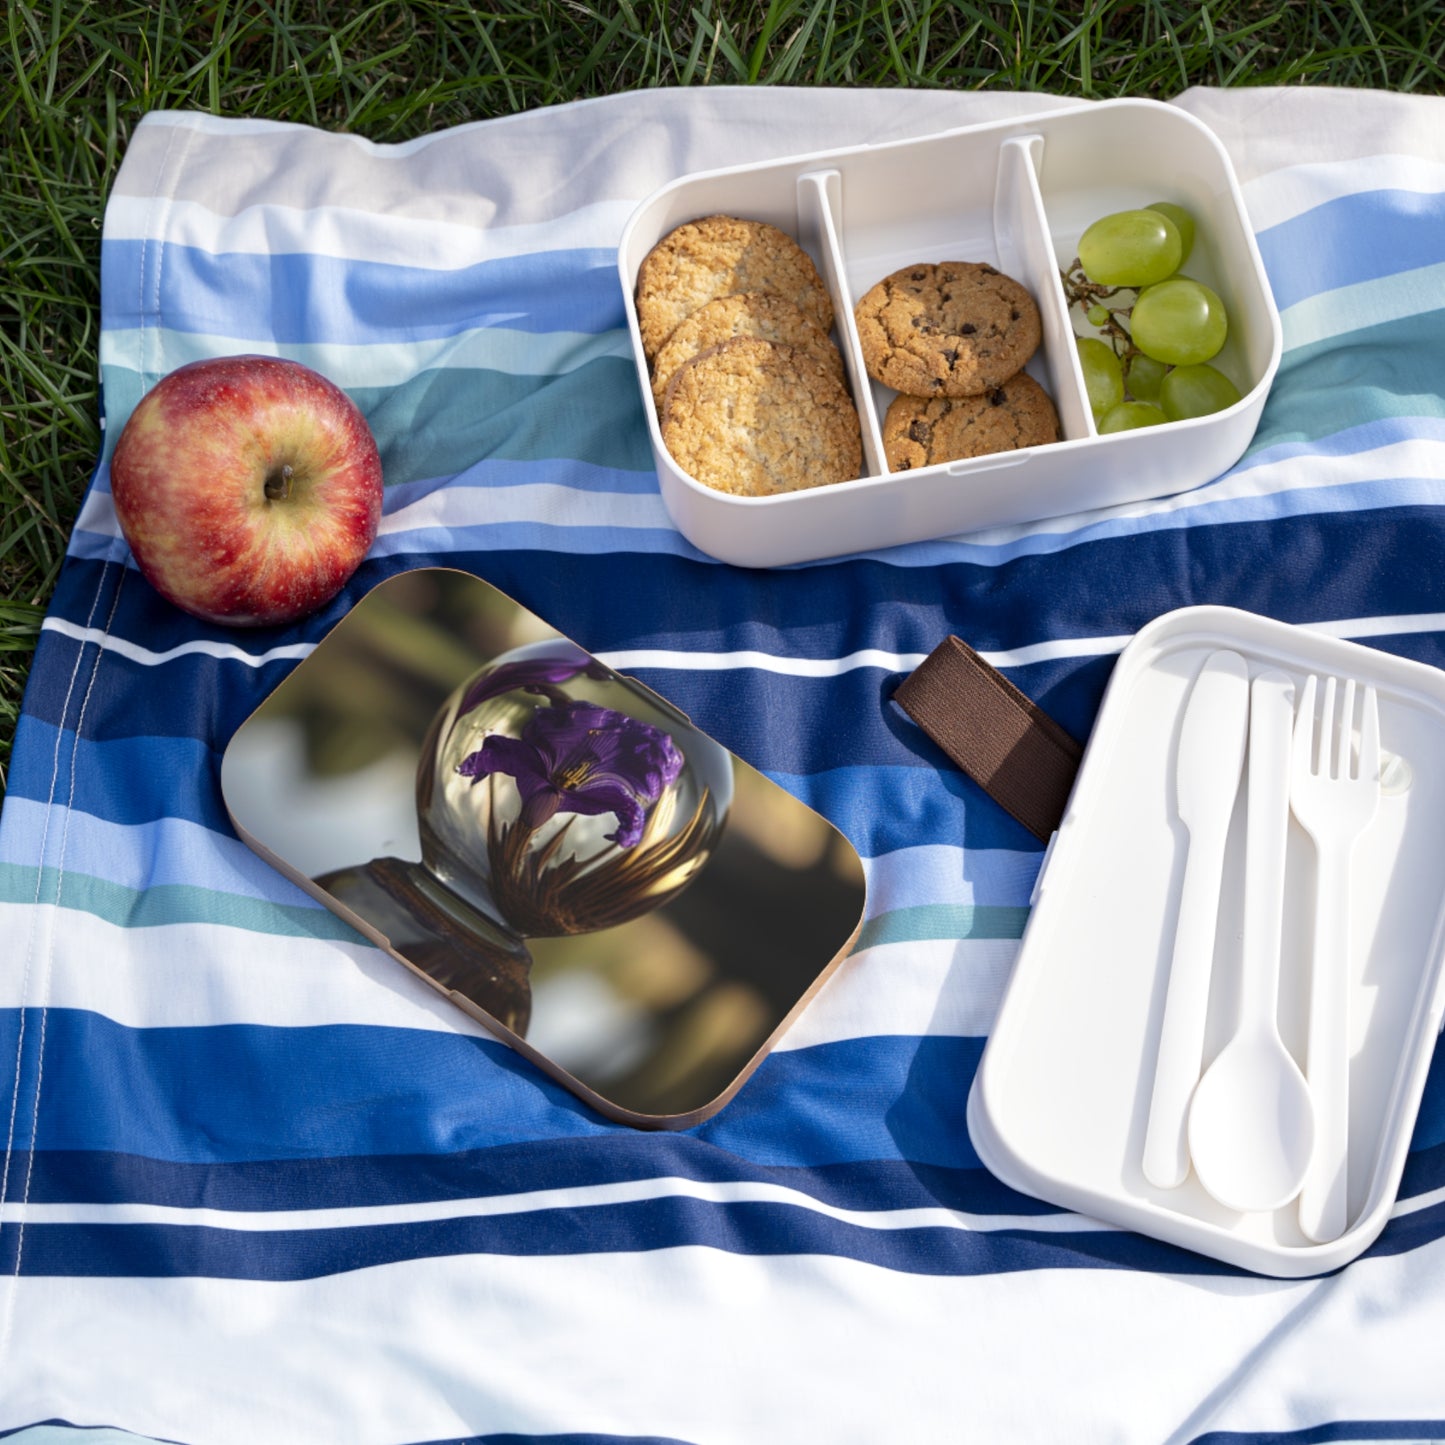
[100,241,625,344]
[3,710,1048,856]
[1255,186,1445,311]
[7,722,231,831]
[775,763,1045,854]
[25,1014,1445,1211]
[0,800,321,904]
[1,1008,984,1170]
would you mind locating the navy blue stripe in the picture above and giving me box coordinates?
[14,616,1088,780]
[0,1426,687,1445]
[43,506,1445,700]
[100,241,625,343]
[0,1198,1239,1281]
[1255,186,1445,311]
[1191,1422,1445,1445]
[420,1436,696,1445]
[7,1191,1441,1286]
[16,1146,1054,1217]
[1356,1195,1445,1264]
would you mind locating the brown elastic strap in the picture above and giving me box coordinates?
[893,635,1083,842]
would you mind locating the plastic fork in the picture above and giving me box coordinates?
[1290,674,1381,1243]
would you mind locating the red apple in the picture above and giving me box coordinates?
[110,354,384,627]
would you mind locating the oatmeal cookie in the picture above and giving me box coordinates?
[636,215,835,360]
[854,261,1041,397]
[650,291,844,410]
[882,373,1059,471]
[660,336,861,497]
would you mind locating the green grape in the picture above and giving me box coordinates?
[1077,337,1124,419]
[1130,277,1228,366]
[1160,363,1242,420]
[1125,353,1168,404]
[1147,202,1195,264]
[1077,209,1183,288]
[1098,401,1168,433]
[1086,304,1111,327]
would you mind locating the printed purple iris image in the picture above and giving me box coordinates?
[455,674,684,850]
[220,569,867,1124]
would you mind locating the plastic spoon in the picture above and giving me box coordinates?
[1142,649,1251,1189]
[1188,668,1315,1213]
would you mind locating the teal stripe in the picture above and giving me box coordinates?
[0,862,363,942]
[1250,308,1445,456]
[853,903,1030,951]
[100,356,656,484]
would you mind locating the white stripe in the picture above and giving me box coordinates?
[38,616,315,669]
[69,477,678,547]
[0,1175,1098,1237]
[915,434,1445,554]
[99,323,633,389]
[1391,1180,1445,1219]
[0,903,487,1037]
[774,938,1015,1050]
[39,607,1445,680]
[1241,153,1445,233]
[376,481,674,536]
[103,194,637,266]
[1280,258,1445,352]
[596,636,1128,675]
[0,902,1008,1045]
[12,1237,1445,1444]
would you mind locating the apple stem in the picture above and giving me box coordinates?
[264,463,294,502]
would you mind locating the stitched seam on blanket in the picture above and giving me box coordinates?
[5,568,129,1308]
[0,566,108,1323]
[0,564,114,1375]
[0,114,192,1379]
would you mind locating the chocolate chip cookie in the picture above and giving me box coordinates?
[882,373,1059,471]
[636,216,835,361]
[854,262,1041,397]
[660,336,861,497]
[650,291,844,410]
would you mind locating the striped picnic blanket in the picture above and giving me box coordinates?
[3,85,1444,1443]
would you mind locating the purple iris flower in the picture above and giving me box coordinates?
[453,650,596,724]
[457,700,684,848]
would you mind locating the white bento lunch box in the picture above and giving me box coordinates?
[968,607,1445,1277]
[617,98,1282,568]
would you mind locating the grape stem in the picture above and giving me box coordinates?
[1061,258,1139,363]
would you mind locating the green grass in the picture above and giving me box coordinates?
[3,0,1444,793]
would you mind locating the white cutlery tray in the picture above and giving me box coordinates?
[617,99,1282,568]
[967,606,1445,1276]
